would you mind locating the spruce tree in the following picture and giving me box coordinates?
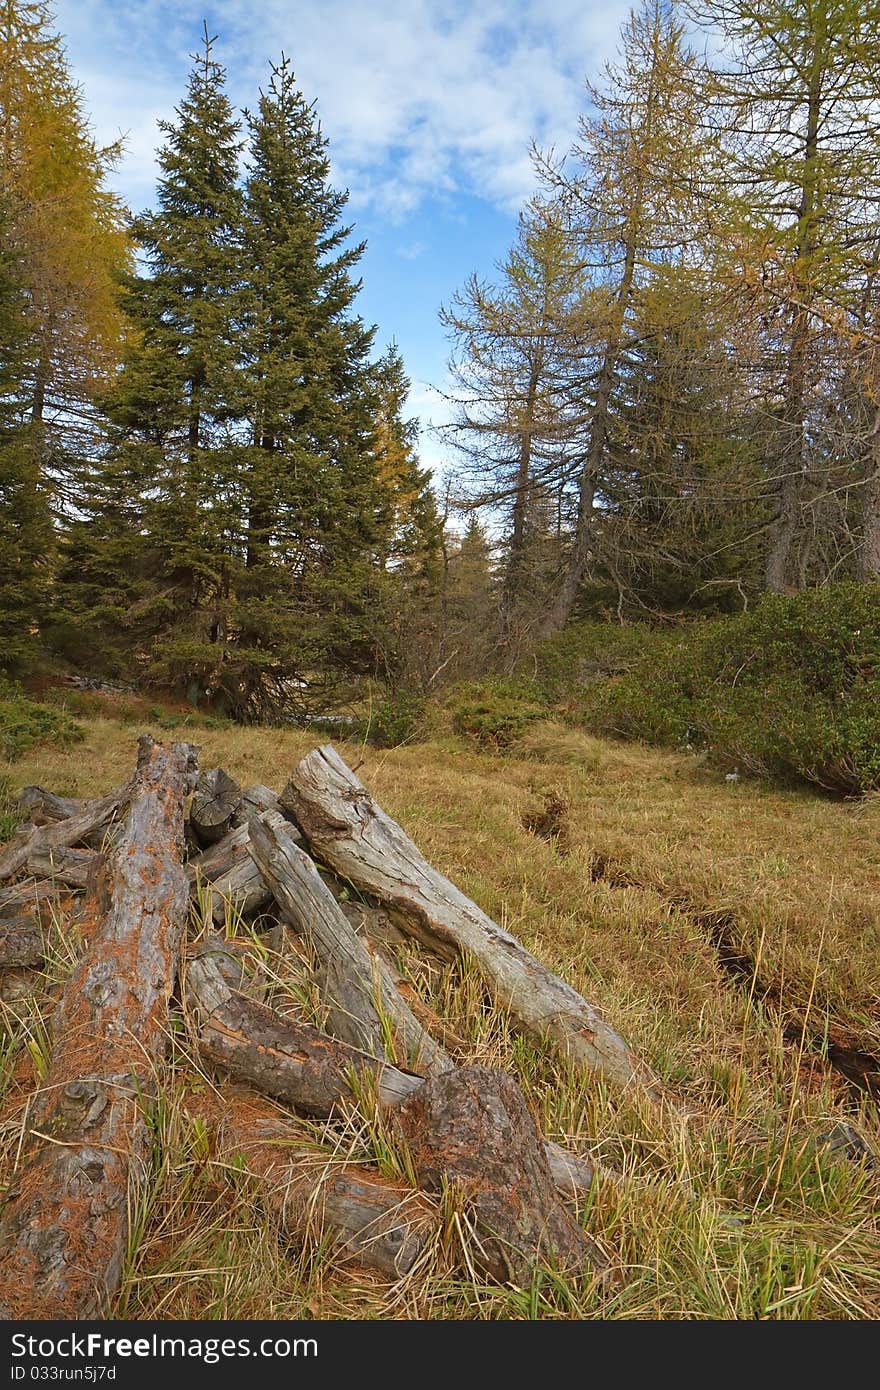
[57,27,244,685]
[226,54,384,717]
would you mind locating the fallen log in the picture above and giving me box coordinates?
[0,735,197,1320]
[392,1065,599,1282]
[248,816,451,1076]
[190,810,291,924]
[16,786,81,824]
[188,969,605,1280]
[190,767,243,845]
[189,957,420,1114]
[189,808,299,882]
[284,745,663,1102]
[231,784,283,827]
[187,957,605,1236]
[0,780,132,884]
[185,1088,434,1278]
[25,844,95,890]
[0,914,44,970]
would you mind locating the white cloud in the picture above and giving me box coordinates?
[55,0,635,216]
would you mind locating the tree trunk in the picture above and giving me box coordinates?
[284,745,663,1102]
[862,403,880,580]
[189,809,291,924]
[0,736,197,1320]
[247,815,452,1076]
[765,47,822,594]
[185,1088,434,1279]
[0,781,132,884]
[392,1064,602,1282]
[186,960,608,1279]
[25,844,95,890]
[190,767,243,846]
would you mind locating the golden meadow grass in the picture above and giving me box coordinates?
[1,712,879,1318]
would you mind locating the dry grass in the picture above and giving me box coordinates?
[1,712,879,1318]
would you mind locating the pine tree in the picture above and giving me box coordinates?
[224,54,385,717]
[57,26,244,683]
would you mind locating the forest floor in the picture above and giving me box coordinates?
[2,709,879,1318]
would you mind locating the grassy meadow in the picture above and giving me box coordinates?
[1,705,879,1319]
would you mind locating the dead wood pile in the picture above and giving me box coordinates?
[0,736,666,1316]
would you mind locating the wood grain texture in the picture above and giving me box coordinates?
[0,735,197,1320]
[248,815,451,1076]
[285,744,662,1101]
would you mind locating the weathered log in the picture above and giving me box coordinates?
[186,957,604,1218]
[186,1088,434,1278]
[286,745,662,1101]
[392,1065,602,1282]
[231,784,282,827]
[0,735,197,1320]
[15,786,125,852]
[190,973,605,1279]
[0,878,58,914]
[189,808,299,881]
[189,957,421,1114]
[0,780,132,884]
[25,844,95,890]
[0,914,44,969]
[190,810,290,924]
[190,767,243,845]
[16,786,82,824]
[248,815,451,1076]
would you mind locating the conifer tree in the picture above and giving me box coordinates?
[224,54,385,716]
[57,27,244,683]
[0,0,128,488]
[0,190,48,673]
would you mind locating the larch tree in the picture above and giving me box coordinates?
[0,0,129,494]
[440,202,588,656]
[532,0,716,636]
[693,0,880,591]
[0,189,49,673]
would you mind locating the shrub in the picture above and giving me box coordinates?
[448,680,547,749]
[0,683,85,763]
[367,692,425,748]
[565,584,880,795]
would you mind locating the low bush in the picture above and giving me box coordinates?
[448,680,548,749]
[0,682,85,763]
[544,583,880,795]
[366,691,426,748]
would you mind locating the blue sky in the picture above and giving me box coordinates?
[53,0,635,477]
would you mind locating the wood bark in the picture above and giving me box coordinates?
[16,787,82,824]
[247,815,452,1076]
[284,745,662,1101]
[189,957,421,1114]
[185,1089,434,1278]
[25,845,95,891]
[0,914,44,969]
[0,735,197,1320]
[0,781,132,884]
[862,402,880,580]
[190,767,243,845]
[190,809,290,924]
[392,1065,603,1282]
[231,784,282,827]
[186,957,603,1216]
